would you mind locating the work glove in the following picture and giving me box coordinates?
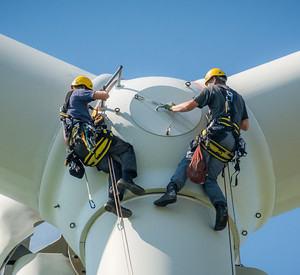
[164,102,176,111]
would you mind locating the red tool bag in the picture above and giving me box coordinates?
[186,145,207,184]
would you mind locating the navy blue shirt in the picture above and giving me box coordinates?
[63,88,95,139]
[67,88,95,124]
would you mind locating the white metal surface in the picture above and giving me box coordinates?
[0,34,96,209]
[85,196,234,275]
[226,52,300,216]
[129,77,202,136]
[236,265,267,275]
[11,253,75,275]
[0,195,41,270]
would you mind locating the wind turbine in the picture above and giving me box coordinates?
[0,34,299,275]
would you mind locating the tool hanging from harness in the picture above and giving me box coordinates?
[200,88,247,185]
[60,90,114,178]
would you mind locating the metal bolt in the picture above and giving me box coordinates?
[255,212,262,218]
[70,223,76,228]
[241,230,248,236]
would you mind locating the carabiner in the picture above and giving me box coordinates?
[89,199,96,209]
[155,105,166,111]
[117,221,124,231]
[226,91,233,102]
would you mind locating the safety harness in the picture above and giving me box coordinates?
[200,88,247,185]
[200,117,240,163]
[69,123,114,167]
[60,90,114,173]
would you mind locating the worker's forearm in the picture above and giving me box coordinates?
[171,103,189,112]
[171,100,198,112]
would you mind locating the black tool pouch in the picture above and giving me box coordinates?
[65,148,85,179]
[69,158,85,179]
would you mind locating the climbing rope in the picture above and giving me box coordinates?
[107,157,134,275]
[108,157,123,224]
[222,167,235,275]
[227,165,242,264]
[134,94,164,107]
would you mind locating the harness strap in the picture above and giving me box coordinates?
[60,90,74,119]
[84,137,112,166]
[62,91,73,112]
[60,112,70,119]
[200,113,241,163]
[201,138,234,163]
[80,131,90,149]
[216,117,240,136]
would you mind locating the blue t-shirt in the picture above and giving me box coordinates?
[63,89,95,139]
[67,88,95,124]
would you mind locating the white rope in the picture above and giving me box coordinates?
[84,172,96,209]
[227,165,242,264]
[95,79,134,274]
[223,167,235,275]
[108,157,134,275]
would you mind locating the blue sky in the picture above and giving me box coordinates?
[1,0,300,274]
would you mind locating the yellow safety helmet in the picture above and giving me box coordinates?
[204,68,227,86]
[71,76,93,90]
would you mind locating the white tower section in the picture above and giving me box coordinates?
[0,34,299,274]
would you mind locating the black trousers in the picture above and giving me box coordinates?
[96,136,137,201]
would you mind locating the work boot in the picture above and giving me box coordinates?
[214,203,228,231]
[104,200,132,218]
[117,178,145,196]
[154,183,178,207]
